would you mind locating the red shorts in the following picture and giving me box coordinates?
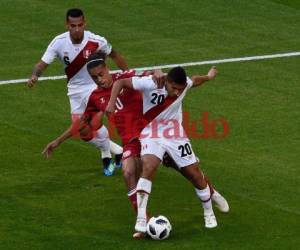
[122,139,141,161]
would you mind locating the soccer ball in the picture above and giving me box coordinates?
[146,215,172,240]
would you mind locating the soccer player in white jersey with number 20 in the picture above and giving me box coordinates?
[28,8,126,176]
[106,66,229,236]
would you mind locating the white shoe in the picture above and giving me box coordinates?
[135,217,147,233]
[212,191,229,213]
[204,212,217,228]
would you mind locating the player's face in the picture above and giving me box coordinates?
[165,80,187,97]
[89,65,112,88]
[66,16,86,43]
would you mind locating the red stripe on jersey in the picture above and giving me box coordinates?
[65,41,99,81]
[143,96,177,125]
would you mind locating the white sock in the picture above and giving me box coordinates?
[109,140,123,155]
[87,126,112,158]
[136,178,152,220]
[195,185,213,214]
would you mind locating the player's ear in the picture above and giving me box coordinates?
[65,20,69,29]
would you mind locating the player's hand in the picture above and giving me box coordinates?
[42,140,60,158]
[152,69,166,89]
[207,66,218,80]
[105,101,116,115]
[27,75,38,88]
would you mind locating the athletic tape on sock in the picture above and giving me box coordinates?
[136,178,152,194]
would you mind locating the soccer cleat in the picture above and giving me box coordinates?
[114,162,122,169]
[204,212,217,228]
[211,191,230,213]
[103,161,115,176]
[135,217,147,233]
[132,231,147,239]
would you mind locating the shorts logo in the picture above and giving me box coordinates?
[123,150,132,158]
[83,49,92,59]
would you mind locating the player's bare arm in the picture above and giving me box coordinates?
[105,78,133,114]
[191,66,218,88]
[108,49,129,71]
[27,60,49,87]
[42,126,73,158]
[152,69,166,88]
[41,113,101,158]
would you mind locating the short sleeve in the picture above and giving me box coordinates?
[41,38,59,64]
[96,36,112,55]
[186,76,193,89]
[132,76,156,92]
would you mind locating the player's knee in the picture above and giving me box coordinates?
[122,164,136,181]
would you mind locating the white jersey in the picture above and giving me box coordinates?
[41,30,112,96]
[132,76,193,140]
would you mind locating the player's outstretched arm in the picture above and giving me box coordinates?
[191,66,218,88]
[41,115,91,158]
[105,78,133,114]
[42,125,73,158]
[27,60,49,88]
[152,69,166,89]
[108,49,129,71]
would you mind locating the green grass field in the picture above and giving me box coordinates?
[0,0,300,249]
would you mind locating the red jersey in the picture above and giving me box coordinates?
[84,70,145,145]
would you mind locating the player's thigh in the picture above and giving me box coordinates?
[166,139,197,168]
[140,139,166,179]
[69,89,94,115]
[140,139,165,161]
[141,154,161,179]
[122,156,137,179]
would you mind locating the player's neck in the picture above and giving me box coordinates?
[69,33,84,44]
[70,37,84,44]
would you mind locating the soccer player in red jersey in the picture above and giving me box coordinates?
[42,52,151,226]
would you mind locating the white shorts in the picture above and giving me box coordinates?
[140,138,198,168]
[69,92,91,115]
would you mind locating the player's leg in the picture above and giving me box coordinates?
[122,156,140,213]
[204,176,229,213]
[135,139,165,233]
[121,141,149,239]
[109,140,123,169]
[179,163,217,228]
[71,92,122,175]
[162,153,229,213]
[166,139,217,228]
[120,140,142,213]
[77,122,114,175]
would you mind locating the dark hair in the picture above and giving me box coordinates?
[66,8,84,21]
[167,66,187,85]
[86,52,107,70]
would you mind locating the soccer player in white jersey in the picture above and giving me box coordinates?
[27,8,126,176]
[106,66,229,236]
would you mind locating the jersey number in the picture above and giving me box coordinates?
[178,143,192,157]
[64,56,70,66]
[150,93,165,105]
[115,97,124,110]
